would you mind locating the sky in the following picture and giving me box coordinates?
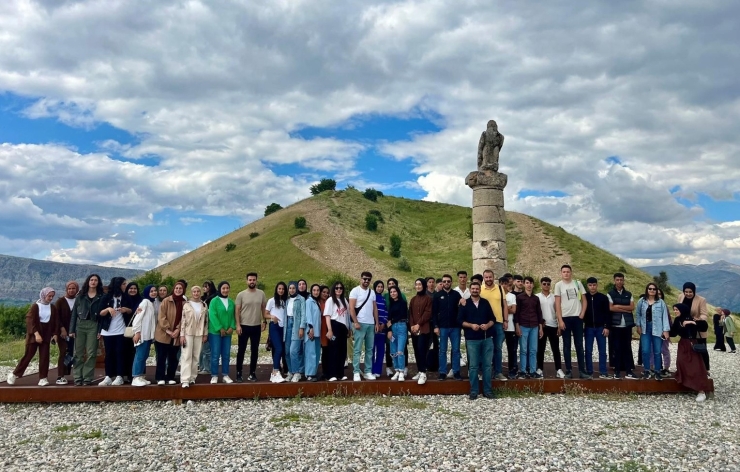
[0,0,739,270]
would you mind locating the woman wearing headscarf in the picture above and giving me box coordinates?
[371,280,388,378]
[53,280,79,385]
[304,284,323,381]
[298,279,310,300]
[121,282,142,382]
[286,281,306,382]
[69,274,106,386]
[180,285,209,387]
[713,307,727,352]
[208,281,236,384]
[409,278,433,385]
[98,277,129,386]
[131,285,157,386]
[154,280,186,385]
[198,280,217,375]
[670,303,713,402]
[677,282,710,374]
[7,287,58,386]
[721,309,736,353]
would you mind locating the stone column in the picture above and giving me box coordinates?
[465,170,508,277]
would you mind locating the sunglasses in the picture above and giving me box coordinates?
[334,287,343,291]
[648,287,657,291]
[361,277,371,281]
[541,282,551,285]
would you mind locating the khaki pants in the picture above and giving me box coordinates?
[180,335,203,384]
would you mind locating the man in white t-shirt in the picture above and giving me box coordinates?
[499,275,519,379]
[536,277,563,378]
[554,264,588,379]
[454,270,471,299]
[349,271,380,381]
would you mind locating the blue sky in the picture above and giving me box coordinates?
[0,0,739,269]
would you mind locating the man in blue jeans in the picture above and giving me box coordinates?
[584,277,611,379]
[554,265,589,379]
[457,281,495,400]
[433,274,463,380]
[349,271,381,381]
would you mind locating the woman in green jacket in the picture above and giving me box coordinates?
[722,309,736,353]
[208,281,236,384]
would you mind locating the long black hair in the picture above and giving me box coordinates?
[310,283,321,303]
[273,282,288,308]
[331,282,347,309]
[108,277,126,297]
[80,273,103,297]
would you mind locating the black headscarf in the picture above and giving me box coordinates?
[298,279,309,300]
[217,281,230,299]
[682,282,696,308]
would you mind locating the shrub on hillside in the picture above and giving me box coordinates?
[389,233,402,258]
[264,203,283,216]
[310,178,337,195]
[295,216,307,229]
[368,209,384,222]
[378,244,385,252]
[363,188,383,202]
[397,257,411,272]
[257,282,266,291]
[133,270,177,292]
[365,214,378,232]
[325,272,358,293]
[225,243,237,252]
[249,232,259,239]
[0,304,30,338]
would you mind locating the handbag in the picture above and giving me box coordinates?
[692,339,707,353]
[124,314,135,338]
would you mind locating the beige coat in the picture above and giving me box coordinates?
[677,293,708,338]
[180,300,209,336]
[154,295,182,344]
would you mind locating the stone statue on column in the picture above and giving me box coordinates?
[466,120,508,277]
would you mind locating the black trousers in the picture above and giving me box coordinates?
[155,340,179,382]
[726,337,736,351]
[504,331,519,373]
[236,324,261,375]
[326,321,348,379]
[537,325,562,371]
[610,327,634,374]
[412,333,430,373]
[697,338,710,370]
[102,334,125,378]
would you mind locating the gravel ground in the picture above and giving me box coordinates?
[1,342,737,472]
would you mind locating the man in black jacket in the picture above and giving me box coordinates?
[608,273,637,379]
[457,281,495,400]
[433,274,463,381]
[584,277,611,379]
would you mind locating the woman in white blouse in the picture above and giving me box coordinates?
[180,286,209,387]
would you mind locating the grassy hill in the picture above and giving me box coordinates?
[157,188,656,297]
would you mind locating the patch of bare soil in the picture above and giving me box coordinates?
[506,212,572,278]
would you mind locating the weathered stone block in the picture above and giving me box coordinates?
[465,170,508,190]
[472,206,506,225]
[472,240,507,260]
[472,188,505,208]
[473,223,507,242]
[473,258,508,278]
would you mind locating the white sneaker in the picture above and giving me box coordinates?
[363,373,376,380]
[145,380,152,385]
[412,373,421,380]
[556,369,565,379]
[386,367,394,377]
[460,358,467,367]
[536,368,543,376]
[132,377,148,387]
[398,372,405,381]
[38,378,49,387]
[291,373,300,383]
[182,383,189,388]
[340,376,348,381]
[112,376,124,386]
[696,392,707,402]
[403,368,408,376]
[353,373,361,382]
[391,372,400,381]
[448,369,454,378]
[271,373,285,383]
[99,376,113,386]
[210,376,218,384]
[222,376,233,384]
[56,378,68,385]
[328,377,338,382]
[167,380,176,385]
[7,373,17,385]
[418,372,427,385]
[158,380,166,386]
[344,360,349,367]
[175,370,181,376]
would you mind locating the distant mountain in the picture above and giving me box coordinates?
[0,254,144,305]
[641,260,740,312]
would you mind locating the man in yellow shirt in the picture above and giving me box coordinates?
[479,269,508,381]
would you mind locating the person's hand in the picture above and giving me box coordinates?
[271,315,279,324]
[557,328,562,337]
[375,323,381,334]
[602,328,609,338]
[353,321,361,330]
[387,331,393,340]
[459,298,467,306]
[578,313,584,320]
[411,324,420,333]
[434,328,440,336]
[261,322,266,332]
[133,332,141,344]
[180,336,186,347]
[515,327,521,337]
[558,320,565,331]
[503,320,508,331]
[236,326,242,336]
[68,332,75,338]
[135,307,142,314]
[226,328,233,335]
[308,328,314,340]
[97,334,101,340]
[34,332,43,343]
[471,324,480,331]
[636,327,642,335]
[298,328,304,339]
[172,329,180,338]
[220,328,226,337]
[60,328,67,338]
[539,327,544,339]
[326,330,334,340]
[663,331,670,340]
[202,334,208,343]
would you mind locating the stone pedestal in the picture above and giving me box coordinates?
[465,170,508,277]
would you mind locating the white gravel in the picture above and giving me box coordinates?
[1,342,738,471]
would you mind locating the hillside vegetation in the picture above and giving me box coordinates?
[158,189,656,296]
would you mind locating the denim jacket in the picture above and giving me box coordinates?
[635,298,670,336]
[289,295,306,341]
[304,297,322,342]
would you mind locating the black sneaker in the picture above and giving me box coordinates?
[74,380,83,386]
[660,369,671,377]
[579,372,591,380]
[247,373,257,382]
[613,373,622,380]
[531,372,543,379]
[598,374,610,379]
[469,394,478,400]
[642,371,652,380]
[625,372,638,380]
[453,372,463,381]
[236,373,244,383]
[83,380,92,386]
[483,392,495,399]
[438,373,447,381]
[654,372,662,381]
[564,371,573,379]
[516,372,527,379]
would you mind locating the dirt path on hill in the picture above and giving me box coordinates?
[291,200,390,282]
[506,212,572,278]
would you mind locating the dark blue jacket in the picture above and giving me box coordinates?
[584,292,611,329]
[432,289,462,329]
[457,297,495,341]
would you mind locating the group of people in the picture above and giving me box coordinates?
[5,266,723,401]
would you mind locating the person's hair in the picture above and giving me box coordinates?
[613,272,625,279]
[561,264,572,271]
[125,281,140,295]
[513,274,523,281]
[426,277,435,283]
[540,276,551,284]
[469,281,481,288]
[361,271,372,279]
[656,288,664,300]
[80,274,103,297]
[108,277,127,297]
[442,274,452,281]
[319,285,330,297]
[471,274,483,283]
[457,270,468,277]
[483,269,494,276]
[498,276,507,284]
[331,282,347,309]
[310,283,321,303]
[202,280,215,294]
[246,272,258,279]
[502,273,513,279]
[436,278,442,283]
[387,277,399,287]
[388,286,402,303]
[643,283,659,300]
[273,282,288,308]
[177,279,188,289]
[524,276,535,284]
[373,280,385,292]
[587,277,598,284]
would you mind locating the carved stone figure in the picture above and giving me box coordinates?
[476,120,504,172]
